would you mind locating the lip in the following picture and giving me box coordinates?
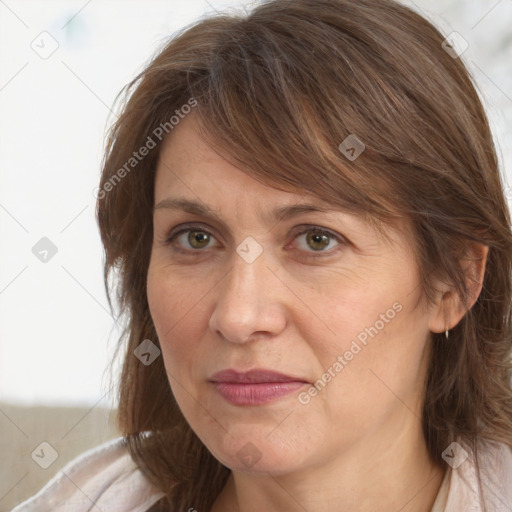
[209,369,309,406]
[210,369,309,384]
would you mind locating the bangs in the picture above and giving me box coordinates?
[161,14,410,235]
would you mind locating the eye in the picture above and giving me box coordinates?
[290,226,344,256]
[166,226,219,252]
[164,224,346,257]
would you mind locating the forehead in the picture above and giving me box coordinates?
[155,113,324,205]
[153,110,413,253]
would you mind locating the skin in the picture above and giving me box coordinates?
[147,113,488,512]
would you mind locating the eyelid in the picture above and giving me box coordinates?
[287,225,346,256]
[166,222,221,243]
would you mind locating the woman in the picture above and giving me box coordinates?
[13,0,512,510]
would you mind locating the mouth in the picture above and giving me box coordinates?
[209,369,310,406]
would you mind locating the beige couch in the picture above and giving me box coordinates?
[0,402,119,511]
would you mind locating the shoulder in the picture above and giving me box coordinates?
[12,437,166,512]
[432,438,512,512]
[477,439,512,510]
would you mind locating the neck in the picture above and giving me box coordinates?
[210,423,446,512]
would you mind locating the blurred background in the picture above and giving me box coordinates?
[0,0,511,509]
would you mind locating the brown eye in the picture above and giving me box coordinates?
[187,230,211,249]
[305,232,331,251]
[294,228,342,254]
[166,226,219,253]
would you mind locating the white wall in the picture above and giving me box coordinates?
[0,0,510,407]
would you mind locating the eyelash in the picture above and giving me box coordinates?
[164,224,347,258]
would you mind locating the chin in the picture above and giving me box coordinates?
[201,428,312,475]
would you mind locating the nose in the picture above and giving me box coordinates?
[208,248,287,344]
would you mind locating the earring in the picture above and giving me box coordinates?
[445,329,449,339]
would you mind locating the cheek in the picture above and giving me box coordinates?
[146,268,209,377]
[306,265,408,357]
[306,257,428,387]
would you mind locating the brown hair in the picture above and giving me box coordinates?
[96,0,512,510]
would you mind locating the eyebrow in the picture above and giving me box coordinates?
[153,197,334,226]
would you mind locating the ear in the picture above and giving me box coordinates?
[428,242,489,334]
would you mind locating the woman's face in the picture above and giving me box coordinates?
[147,114,439,474]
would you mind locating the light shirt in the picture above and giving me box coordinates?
[431,438,512,511]
[11,438,165,512]
[12,436,512,511]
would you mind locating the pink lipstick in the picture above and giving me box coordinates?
[209,369,308,406]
